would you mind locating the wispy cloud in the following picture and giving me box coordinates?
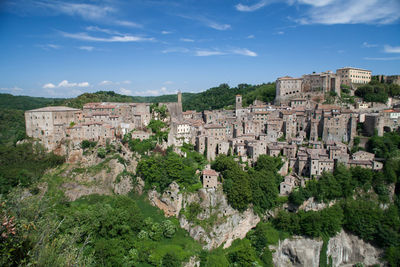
[61,31,154,42]
[247,35,255,39]
[137,86,176,96]
[162,31,172,35]
[115,20,142,28]
[42,80,90,89]
[79,46,95,51]
[296,0,400,25]
[162,47,190,54]
[178,15,231,31]
[0,86,23,94]
[231,48,258,57]
[37,44,61,50]
[384,45,400,53]
[37,1,115,21]
[235,0,400,25]
[180,38,195,42]
[195,50,226,56]
[99,80,113,86]
[98,80,131,86]
[119,88,133,95]
[362,42,378,48]
[169,47,258,57]
[235,0,271,12]
[364,56,400,61]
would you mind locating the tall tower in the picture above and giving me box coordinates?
[235,95,242,110]
[178,91,182,104]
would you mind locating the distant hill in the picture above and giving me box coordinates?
[0,83,276,146]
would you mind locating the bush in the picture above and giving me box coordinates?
[97,147,106,158]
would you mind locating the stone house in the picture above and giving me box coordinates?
[202,169,219,189]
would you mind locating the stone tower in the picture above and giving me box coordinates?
[236,95,242,110]
[178,91,182,104]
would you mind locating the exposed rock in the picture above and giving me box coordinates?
[271,236,323,267]
[271,230,383,267]
[112,175,133,195]
[148,185,260,250]
[67,149,83,164]
[63,183,112,201]
[298,197,336,212]
[148,182,183,217]
[327,230,383,267]
[183,256,200,267]
[62,158,132,201]
[134,177,145,195]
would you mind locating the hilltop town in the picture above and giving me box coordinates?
[24,67,400,196]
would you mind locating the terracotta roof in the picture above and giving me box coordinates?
[202,169,218,176]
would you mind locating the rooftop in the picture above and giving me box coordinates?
[27,106,80,112]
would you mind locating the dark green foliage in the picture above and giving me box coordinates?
[162,252,180,267]
[227,239,258,267]
[0,93,64,110]
[0,109,26,146]
[147,119,169,142]
[273,205,344,238]
[136,151,200,192]
[385,246,400,267]
[0,143,65,194]
[213,155,282,213]
[97,147,106,158]
[182,83,276,112]
[367,132,400,159]
[342,199,400,248]
[81,140,97,149]
[355,84,388,103]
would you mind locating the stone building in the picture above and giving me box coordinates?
[202,169,219,189]
[302,71,340,95]
[275,76,303,104]
[336,67,372,86]
[25,106,82,149]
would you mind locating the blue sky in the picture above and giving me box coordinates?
[0,0,399,98]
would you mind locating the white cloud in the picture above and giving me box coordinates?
[362,42,378,48]
[43,83,56,89]
[162,31,172,34]
[207,21,231,30]
[37,44,61,50]
[162,47,190,54]
[235,0,400,25]
[115,20,142,28]
[164,81,174,85]
[247,35,255,39]
[43,80,89,89]
[297,0,400,25]
[119,88,133,95]
[99,80,113,85]
[0,86,23,94]
[137,87,176,96]
[61,32,154,42]
[180,38,194,42]
[364,56,400,61]
[231,48,258,57]
[384,45,400,53]
[37,1,115,21]
[195,50,226,56]
[235,0,270,12]
[79,46,95,51]
[121,80,132,84]
[277,31,285,35]
[178,15,231,31]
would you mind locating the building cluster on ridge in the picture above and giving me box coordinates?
[25,67,400,194]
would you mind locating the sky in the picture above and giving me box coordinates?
[0,0,399,98]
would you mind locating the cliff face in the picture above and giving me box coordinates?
[148,184,260,250]
[327,230,382,267]
[271,230,382,267]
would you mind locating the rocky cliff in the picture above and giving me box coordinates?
[148,184,260,250]
[271,230,383,267]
